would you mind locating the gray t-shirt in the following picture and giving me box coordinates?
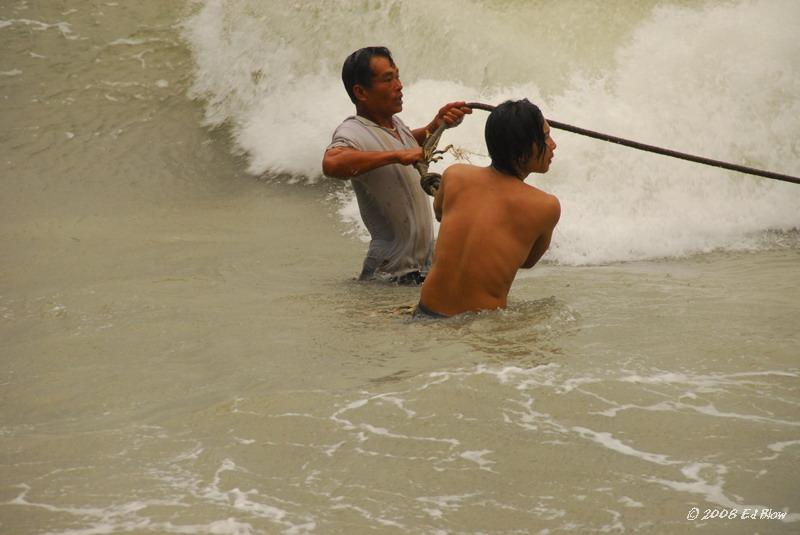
[327,115,434,280]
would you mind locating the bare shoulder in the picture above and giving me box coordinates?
[546,193,561,222]
[442,163,481,179]
[523,187,561,223]
[441,163,484,190]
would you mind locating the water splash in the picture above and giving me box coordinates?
[182,0,800,264]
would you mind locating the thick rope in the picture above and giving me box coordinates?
[464,102,800,185]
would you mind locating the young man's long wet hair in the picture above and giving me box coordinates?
[341,46,395,104]
[485,99,547,178]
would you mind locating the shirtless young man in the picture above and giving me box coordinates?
[417,99,561,317]
[322,46,471,283]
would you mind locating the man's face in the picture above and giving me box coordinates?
[358,55,403,116]
[528,120,556,174]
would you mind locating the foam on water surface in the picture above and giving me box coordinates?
[182,0,800,265]
[4,352,797,532]
[2,1,798,532]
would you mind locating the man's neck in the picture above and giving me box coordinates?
[356,107,394,129]
[489,164,528,181]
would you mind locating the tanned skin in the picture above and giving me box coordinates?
[419,121,560,316]
[322,55,471,179]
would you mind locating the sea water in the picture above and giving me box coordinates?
[184,0,800,264]
[1,1,798,534]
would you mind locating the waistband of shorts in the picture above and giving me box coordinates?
[413,301,449,319]
[392,271,426,286]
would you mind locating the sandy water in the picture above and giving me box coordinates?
[2,1,799,534]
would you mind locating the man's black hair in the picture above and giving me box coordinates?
[341,46,395,104]
[485,99,546,178]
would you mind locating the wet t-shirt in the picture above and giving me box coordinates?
[327,115,434,280]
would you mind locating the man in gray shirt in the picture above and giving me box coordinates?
[322,46,471,283]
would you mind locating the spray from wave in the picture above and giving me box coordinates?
[182,0,800,265]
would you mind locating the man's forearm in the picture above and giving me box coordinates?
[323,148,410,179]
[412,121,437,146]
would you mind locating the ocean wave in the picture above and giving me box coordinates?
[182,0,800,265]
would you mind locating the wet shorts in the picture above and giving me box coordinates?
[392,270,426,286]
[413,301,449,319]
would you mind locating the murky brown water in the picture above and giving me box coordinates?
[1,1,798,533]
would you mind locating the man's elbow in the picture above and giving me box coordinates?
[321,160,337,178]
[322,155,347,180]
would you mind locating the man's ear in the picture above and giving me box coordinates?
[353,84,368,103]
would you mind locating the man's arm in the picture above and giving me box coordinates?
[521,230,554,269]
[411,102,473,145]
[322,146,423,179]
[521,196,561,269]
[433,175,445,222]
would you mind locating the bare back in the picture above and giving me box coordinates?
[419,164,560,316]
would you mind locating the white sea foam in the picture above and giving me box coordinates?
[1,18,73,35]
[6,483,248,535]
[572,426,678,466]
[759,439,800,461]
[459,449,497,472]
[108,37,170,46]
[649,463,800,523]
[767,439,800,453]
[416,493,478,510]
[618,496,644,508]
[330,392,460,447]
[379,395,416,418]
[455,361,798,521]
[688,402,800,427]
[182,0,800,265]
[619,369,798,389]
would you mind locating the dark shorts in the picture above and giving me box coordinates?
[392,271,426,286]
[413,301,449,319]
